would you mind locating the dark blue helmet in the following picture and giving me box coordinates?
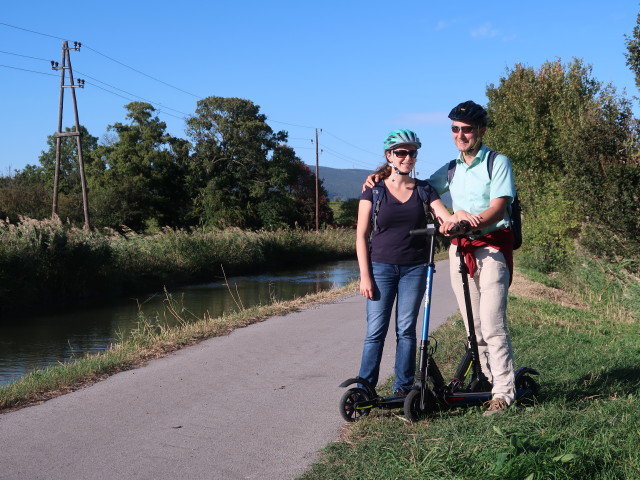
[448,100,488,127]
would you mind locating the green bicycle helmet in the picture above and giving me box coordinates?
[383,129,421,151]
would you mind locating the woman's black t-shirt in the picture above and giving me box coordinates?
[361,182,439,265]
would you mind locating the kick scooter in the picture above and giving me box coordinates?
[403,221,539,421]
[339,222,538,422]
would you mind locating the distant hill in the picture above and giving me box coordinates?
[312,164,452,207]
[311,165,371,200]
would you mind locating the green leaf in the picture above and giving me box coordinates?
[553,453,578,463]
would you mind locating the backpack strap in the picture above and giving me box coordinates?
[447,159,457,184]
[486,150,498,179]
[368,180,385,252]
[447,150,499,183]
[370,180,385,233]
[415,179,435,223]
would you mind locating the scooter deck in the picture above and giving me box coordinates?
[352,394,406,410]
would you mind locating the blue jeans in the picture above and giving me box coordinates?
[358,262,427,393]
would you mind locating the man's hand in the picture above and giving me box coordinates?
[362,173,380,192]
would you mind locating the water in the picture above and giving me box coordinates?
[0,259,359,386]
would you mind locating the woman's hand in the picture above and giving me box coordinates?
[359,276,374,299]
[439,220,457,236]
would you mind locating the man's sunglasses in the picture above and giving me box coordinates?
[392,149,418,159]
[451,125,476,134]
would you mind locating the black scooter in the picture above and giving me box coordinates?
[339,222,539,422]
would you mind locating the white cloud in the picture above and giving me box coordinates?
[470,22,499,38]
[435,18,459,30]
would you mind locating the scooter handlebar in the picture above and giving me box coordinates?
[446,220,471,236]
[409,224,437,237]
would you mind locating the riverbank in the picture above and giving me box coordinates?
[0,218,356,316]
[0,266,460,480]
[0,280,360,413]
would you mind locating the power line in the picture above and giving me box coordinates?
[83,82,186,120]
[76,70,191,116]
[319,144,378,169]
[0,64,57,77]
[0,22,68,41]
[82,45,202,99]
[1,22,202,99]
[269,119,315,129]
[1,22,377,166]
[323,129,379,156]
[0,49,50,62]
[0,61,189,120]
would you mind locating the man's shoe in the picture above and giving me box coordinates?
[393,389,409,397]
[483,397,508,416]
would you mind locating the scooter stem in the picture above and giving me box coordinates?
[456,240,489,386]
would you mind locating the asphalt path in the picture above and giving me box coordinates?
[0,259,458,480]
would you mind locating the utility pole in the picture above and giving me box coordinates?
[51,41,90,229]
[315,128,319,232]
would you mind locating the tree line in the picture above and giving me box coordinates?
[2,14,640,278]
[0,97,334,231]
[485,55,639,273]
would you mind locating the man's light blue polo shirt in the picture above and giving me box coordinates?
[428,144,516,236]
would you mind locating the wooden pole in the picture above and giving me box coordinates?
[51,41,90,229]
[52,41,66,217]
[315,128,319,232]
[65,44,90,229]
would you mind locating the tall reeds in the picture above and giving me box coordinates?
[0,217,356,315]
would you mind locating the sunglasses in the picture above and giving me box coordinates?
[392,149,418,159]
[451,125,476,134]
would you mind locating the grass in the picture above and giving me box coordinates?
[3,241,637,478]
[0,282,359,413]
[299,260,640,480]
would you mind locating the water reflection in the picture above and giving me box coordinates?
[0,259,359,386]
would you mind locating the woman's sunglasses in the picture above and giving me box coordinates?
[392,149,418,159]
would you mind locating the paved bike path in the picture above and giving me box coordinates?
[0,260,457,480]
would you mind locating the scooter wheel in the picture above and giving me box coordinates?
[516,375,540,404]
[403,389,431,423]
[340,387,371,422]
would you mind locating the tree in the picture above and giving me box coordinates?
[186,96,332,229]
[335,198,359,227]
[625,12,640,92]
[36,125,99,224]
[90,102,190,230]
[485,58,639,271]
[0,166,50,221]
[289,161,333,228]
[38,125,99,194]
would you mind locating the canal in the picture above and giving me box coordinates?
[0,259,360,386]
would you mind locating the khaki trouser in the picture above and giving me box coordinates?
[448,244,516,404]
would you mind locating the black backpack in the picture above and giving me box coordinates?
[447,151,522,249]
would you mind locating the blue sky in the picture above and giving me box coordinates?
[2,1,639,180]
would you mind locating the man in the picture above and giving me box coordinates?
[430,100,517,415]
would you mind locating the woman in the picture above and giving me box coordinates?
[356,129,454,396]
